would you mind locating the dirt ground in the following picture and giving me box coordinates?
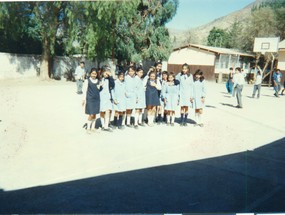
[0,77,285,192]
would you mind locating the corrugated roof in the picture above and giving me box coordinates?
[279,39,285,49]
[173,43,255,57]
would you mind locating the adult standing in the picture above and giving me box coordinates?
[226,67,234,94]
[252,70,262,99]
[273,69,282,97]
[74,61,86,94]
[232,67,245,108]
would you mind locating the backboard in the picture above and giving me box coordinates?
[253,37,280,54]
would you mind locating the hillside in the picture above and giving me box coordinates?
[168,0,268,48]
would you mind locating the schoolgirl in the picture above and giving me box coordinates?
[134,67,146,128]
[142,66,155,123]
[154,62,163,124]
[82,68,101,133]
[175,63,194,126]
[145,71,162,126]
[111,71,127,129]
[162,72,180,126]
[99,67,115,132]
[125,66,137,127]
[192,69,206,127]
[159,71,169,124]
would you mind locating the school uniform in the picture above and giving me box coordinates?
[193,79,206,109]
[112,79,127,112]
[100,77,113,112]
[83,78,101,115]
[175,73,194,106]
[125,75,137,109]
[163,82,179,111]
[145,79,161,106]
[160,80,167,106]
[135,76,146,109]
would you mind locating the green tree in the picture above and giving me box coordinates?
[207,27,230,47]
[0,3,42,54]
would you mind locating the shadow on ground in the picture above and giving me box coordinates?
[0,138,285,213]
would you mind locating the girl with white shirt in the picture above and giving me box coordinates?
[252,70,262,99]
[82,68,101,133]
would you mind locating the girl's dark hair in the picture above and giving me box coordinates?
[167,72,175,81]
[194,69,205,82]
[118,71,125,77]
[181,63,191,76]
[148,71,157,78]
[89,68,99,79]
[162,71,168,76]
[235,67,241,72]
[136,66,144,72]
[154,61,162,67]
[128,65,136,72]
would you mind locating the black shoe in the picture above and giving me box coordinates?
[138,123,145,127]
[134,125,139,129]
[183,122,188,126]
[126,124,133,128]
[118,125,125,130]
[102,128,113,132]
[109,124,116,129]
[83,123,87,129]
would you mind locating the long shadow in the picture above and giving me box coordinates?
[0,138,285,213]
[220,103,237,108]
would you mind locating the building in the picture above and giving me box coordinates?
[278,39,285,71]
[167,44,255,81]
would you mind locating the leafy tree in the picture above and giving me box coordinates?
[0,0,178,79]
[207,27,230,48]
[0,3,42,54]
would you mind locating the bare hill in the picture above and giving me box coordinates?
[168,0,268,48]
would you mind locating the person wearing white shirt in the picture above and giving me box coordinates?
[232,67,245,108]
[74,61,86,94]
[252,70,262,99]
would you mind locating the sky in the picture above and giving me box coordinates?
[166,0,256,30]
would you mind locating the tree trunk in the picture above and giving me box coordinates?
[40,37,51,80]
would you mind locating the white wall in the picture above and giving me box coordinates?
[0,52,116,80]
[278,50,285,70]
[168,47,215,66]
[0,52,41,79]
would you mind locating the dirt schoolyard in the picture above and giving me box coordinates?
[0,78,284,193]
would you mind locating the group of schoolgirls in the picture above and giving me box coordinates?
[82,62,206,133]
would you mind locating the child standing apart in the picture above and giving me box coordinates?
[162,72,179,126]
[82,68,101,133]
[193,70,206,127]
[145,71,162,126]
[99,67,115,132]
[175,63,194,126]
[135,67,146,128]
[252,70,262,98]
[125,66,137,127]
[112,72,127,129]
